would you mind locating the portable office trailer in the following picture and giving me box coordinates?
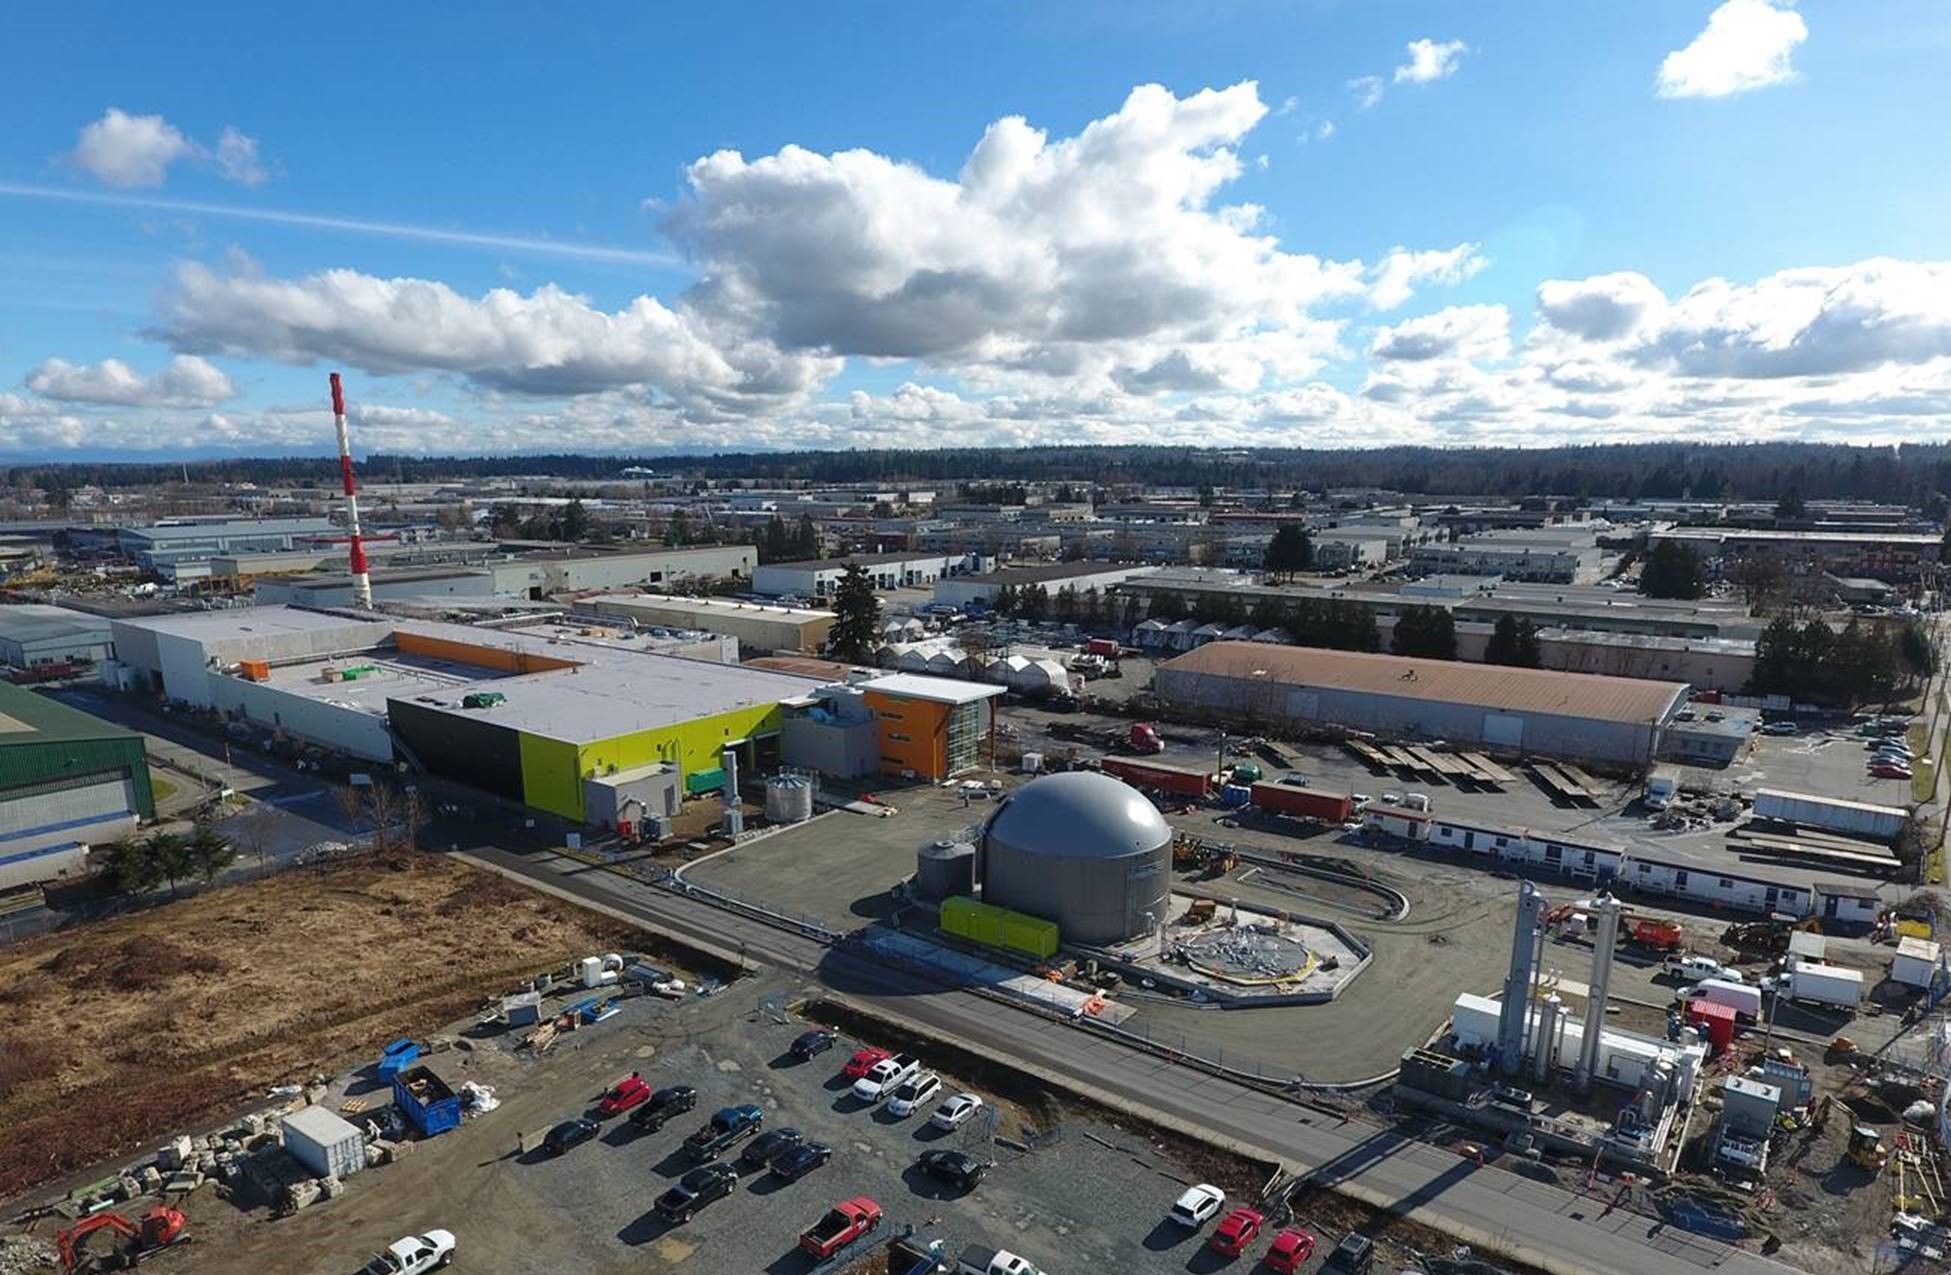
[281,1105,364,1179]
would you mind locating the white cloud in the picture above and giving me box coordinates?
[153,259,834,419]
[1535,272,1667,342]
[70,109,195,188]
[1347,75,1386,110]
[1395,38,1468,85]
[67,109,271,189]
[26,354,235,407]
[213,127,269,186]
[1657,0,1807,99]
[1370,305,1511,362]
[1368,244,1487,311]
[1315,121,1336,142]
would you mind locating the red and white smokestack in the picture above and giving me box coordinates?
[328,372,373,609]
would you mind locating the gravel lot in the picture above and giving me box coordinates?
[178,972,1292,1275]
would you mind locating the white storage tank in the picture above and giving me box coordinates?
[281,1105,364,1180]
[765,773,816,824]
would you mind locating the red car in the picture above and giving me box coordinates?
[1209,1207,1264,1257]
[1262,1228,1316,1273]
[1871,763,1913,779]
[597,1074,652,1117]
[841,1047,891,1080]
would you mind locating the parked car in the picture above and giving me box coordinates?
[1209,1207,1264,1257]
[916,1148,986,1189]
[770,1140,833,1181]
[930,1092,985,1130]
[841,1046,891,1080]
[799,1197,883,1259]
[1264,1228,1317,1274]
[790,1030,837,1061]
[1872,763,1914,780]
[738,1127,804,1173]
[628,1085,698,1132]
[682,1104,764,1161]
[360,1231,456,1275]
[853,1053,921,1103]
[1759,721,1799,736]
[596,1074,652,1118]
[541,1119,597,1156]
[888,1072,942,1117]
[1169,1183,1226,1228]
[654,1164,739,1224]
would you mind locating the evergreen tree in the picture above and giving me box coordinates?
[1391,605,1458,659]
[560,499,591,542]
[1147,590,1187,622]
[992,584,1018,617]
[1262,525,1315,581]
[824,564,882,662]
[1639,541,1705,599]
[1484,613,1542,667]
[1018,584,1049,622]
[102,835,163,895]
[796,515,821,558]
[187,821,236,884]
[664,510,690,546]
[760,515,788,564]
[1053,586,1079,624]
[1773,487,1805,519]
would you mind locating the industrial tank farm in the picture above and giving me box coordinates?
[978,771,1171,945]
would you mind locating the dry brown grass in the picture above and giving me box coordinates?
[0,850,640,1200]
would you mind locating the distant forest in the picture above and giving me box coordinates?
[9,442,1951,507]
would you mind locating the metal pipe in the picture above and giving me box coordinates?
[328,372,372,609]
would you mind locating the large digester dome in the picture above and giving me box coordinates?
[980,771,1172,944]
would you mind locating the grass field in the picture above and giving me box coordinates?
[147,767,178,806]
[0,850,640,1200]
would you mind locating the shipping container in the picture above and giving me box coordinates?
[1685,999,1736,1053]
[1249,782,1355,824]
[1753,789,1908,842]
[281,1105,364,1179]
[939,895,1060,959]
[1085,638,1120,658]
[1099,756,1215,798]
[392,1064,463,1136]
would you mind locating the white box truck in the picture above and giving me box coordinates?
[1687,978,1762,1023]
[1644,767,1680,811]
[1776,962,1863,1010]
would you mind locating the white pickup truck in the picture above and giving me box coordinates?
[361,1231,456,1275]
[958,1245,1045,1275]
[852,1052,921,1103]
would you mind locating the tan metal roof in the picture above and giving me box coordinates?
[1162,641,1688,725]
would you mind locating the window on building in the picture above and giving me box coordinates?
[888,732,910,743]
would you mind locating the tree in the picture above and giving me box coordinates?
[1262,525,1315,581]
[1147,590,1187,622]
[1639,541,1705,600]
[1730,554,1788,613]
[102,834,163,895]
[1391,605,1458,660]
[1484,613,1542,667]
[824,564,882,662]
[1773,487,1805,519]
[664,510,690,546]
[186,821,235,884]
[144,832,192,896]
[991,584,1018,617]
[559,499,591,542]
[1017,584,1049,623]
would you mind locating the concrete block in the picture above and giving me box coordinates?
[285,1180,321,1212]
[163,1171,203,1193]
[116,1175,140,1202]
[139,1167,162,1193]
[158,1136,192,1171]
[319,1175,345,1200]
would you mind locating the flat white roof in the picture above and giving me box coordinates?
[589,592,835,620]
[864,673,1007,705]
[116,605,367,639]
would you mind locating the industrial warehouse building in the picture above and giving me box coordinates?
[253,544,755,607]
[587,592,836,653]
[0,604,113,670]
[0,682,154,893]
[929,561,1157,609]
[1156,642,1690,766]
[104,605,992,823]
[752,551,991,598]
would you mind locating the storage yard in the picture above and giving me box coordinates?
[0,849,640,1201]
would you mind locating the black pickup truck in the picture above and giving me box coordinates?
[681,1103,763,1161]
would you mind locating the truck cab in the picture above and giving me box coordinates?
[799,1197,883,1258]
[853,1053,921,1103]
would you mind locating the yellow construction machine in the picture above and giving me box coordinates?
[1848,1125,1888,1175]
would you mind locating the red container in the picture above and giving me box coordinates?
[1085,637,1120,657]
[1686,999,1736,1053]
[1100,756,1215,798]
[1248,782,1354,823]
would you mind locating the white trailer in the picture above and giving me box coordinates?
[1645,767,1681,811]
[1779,962,1863,1010]
[1688,978,1762,1023]
[1753,788,1908,842]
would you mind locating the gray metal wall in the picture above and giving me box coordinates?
[981,840,1169,945]
[781,716,880,779]
[1156,666,1662,765]
[210,678,395,760]
[585,768,681,828]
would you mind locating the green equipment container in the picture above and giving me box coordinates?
[685,767,727,795]
[939,896,1059,960]
[1229,762,1264,785]
[461,691,507,709]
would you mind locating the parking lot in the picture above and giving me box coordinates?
[183,970,1316,1275]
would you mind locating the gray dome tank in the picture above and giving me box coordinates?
[979,771,1172,945]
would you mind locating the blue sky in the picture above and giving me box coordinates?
[3,2,1949,458]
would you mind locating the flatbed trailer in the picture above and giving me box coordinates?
[1461,752,1520,786]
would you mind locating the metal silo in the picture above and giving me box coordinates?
[979,771,1171,945]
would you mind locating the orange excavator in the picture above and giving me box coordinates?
[57,1206,189,1272]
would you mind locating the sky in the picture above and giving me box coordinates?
[3,1,1950,460]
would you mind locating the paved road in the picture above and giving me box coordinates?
[458,837,1798,1275]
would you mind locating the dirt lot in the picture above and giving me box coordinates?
[0,849,641,1200]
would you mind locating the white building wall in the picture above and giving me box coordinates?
[210,678,396,761]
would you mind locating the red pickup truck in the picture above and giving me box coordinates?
[799,1197,882,1258]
